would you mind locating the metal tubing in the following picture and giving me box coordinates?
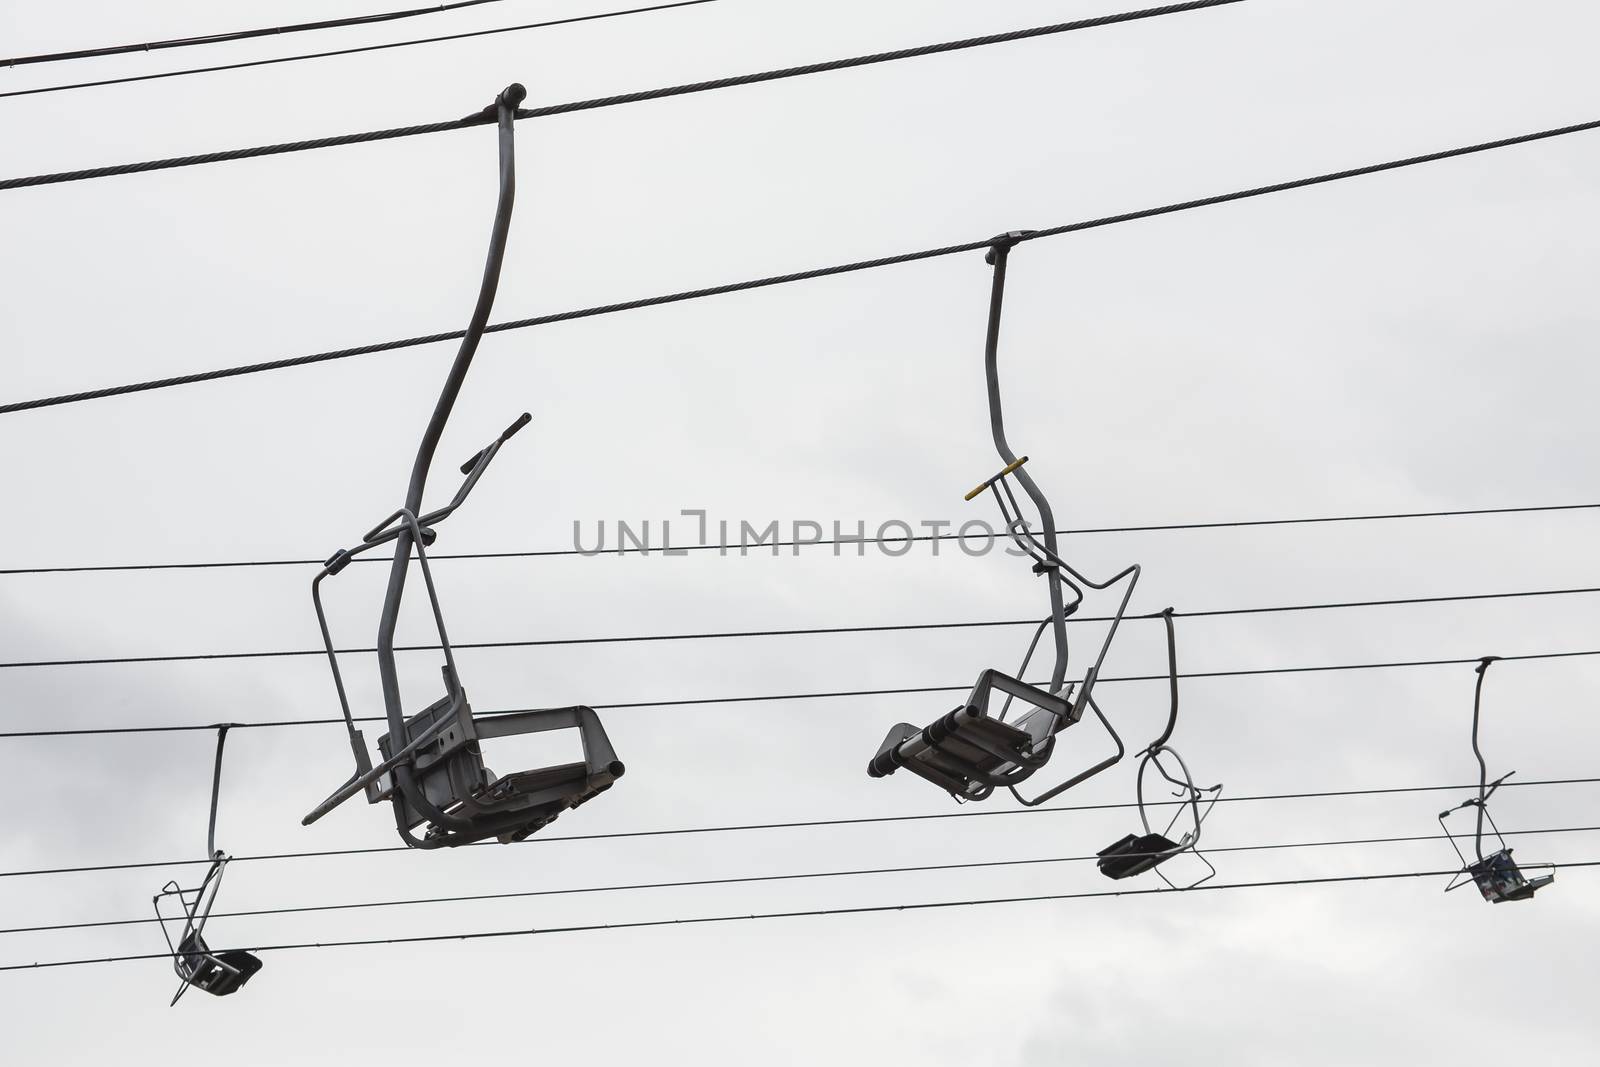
[1469,656,1497,862]
[311,571,358,736]
[301,711,456,827]
[204,725,230,859]
[982,237,1069,696]
[305,509,457,826]
[153,855,231,1005]
[1009,690,1124,805]
[374,84,524,843]
[1147,609,1181,751]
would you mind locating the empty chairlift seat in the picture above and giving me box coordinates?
[154,859,266,1004]
[1465,848,1554,904]
[1437,658,1557,903]
[301,85,625,850]
[868,668,1089,801]
[1094,611,1222,887]
[152,726,264,1005]
[374,686,624,844]
[865,235,1151,808]
[1096,832,1186,881]
[173,929,263,998]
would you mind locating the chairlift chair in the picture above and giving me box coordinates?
[867,233,1148,806]
[1094,612,1223,887]
[152,726,263,1005]
[1437,658,1555,903]
[300,84,623,849]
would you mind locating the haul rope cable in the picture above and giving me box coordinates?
[5,777,1596,881]
[4,0,561,68]
[5,648,1600,739]
[0,3,721,101]
[6,115,1600,415]
[7,861,1600,973]
[5,823,1597,937]
[5,584,1597,672]
[0,2,1245,191]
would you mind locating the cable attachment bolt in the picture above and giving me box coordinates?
[984,229,1036,264]
[464,82,528,122]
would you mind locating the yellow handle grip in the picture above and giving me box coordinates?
[963,455,1028,501]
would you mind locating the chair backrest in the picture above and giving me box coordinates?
[1468,848,1550,902]
[376,696,624,846]
[176,931,263,997]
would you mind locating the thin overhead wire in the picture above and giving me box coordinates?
[8,861,1599,972]
[5,648,1599,739]
[4,777,1594,881]
[0,3,722,101]
[3,0,544,68]
[5,824,1594,937]
[6,117,1600,415]
[0,1,1243,191]
[3,501,1598,574]
[3,584,1598,671]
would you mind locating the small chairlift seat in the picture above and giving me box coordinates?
[1094,631,1221,887]
[374,686,624,845]
[1466,848,1554,903]
[868,668,1081,801]
[865,235,1148,809]
[175,930,262,997]
[153,726,263,1004]
[155,863,266,1004]
[1438,659,1558,904]
[1097,832,1184,880]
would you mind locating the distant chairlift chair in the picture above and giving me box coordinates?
[300,84,623,849]
[1437,657,1554,903]
[1095,610,1223,887]
[867,233,1148,807]
[152,726,263,1005]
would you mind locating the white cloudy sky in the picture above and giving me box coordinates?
[2,0,1599,1062]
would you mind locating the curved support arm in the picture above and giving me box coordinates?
[375,84,524,838]
[1145,608,1181,752]
[204,725,230,858]
[981,234,1069,696]
[1469,655,1499,863]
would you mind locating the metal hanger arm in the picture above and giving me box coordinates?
[374,83,525,838]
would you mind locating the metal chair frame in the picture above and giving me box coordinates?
[299,84,623,849]
[1095,611,1222,887]
[152,726,263,1005]
[868,233,1150,804]
[1438,657,1555,902]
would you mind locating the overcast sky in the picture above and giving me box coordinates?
[3,0,1599,1062]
